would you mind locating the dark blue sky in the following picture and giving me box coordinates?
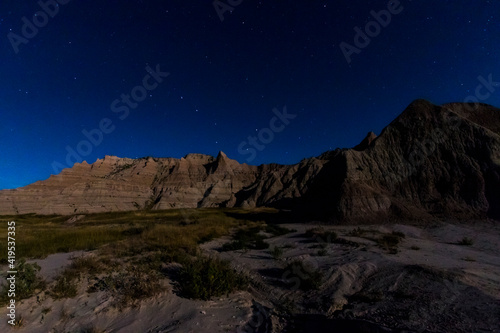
[1,0,499,189]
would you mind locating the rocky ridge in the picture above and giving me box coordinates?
[1,100,499,222]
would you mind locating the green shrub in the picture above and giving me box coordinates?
[87,266,164,308]
[457,237,474,246]
[283,260,323,291]
[377,233,403,252]
[221,227,269,251]
[265,225,296,237]
[112,268,164,307]
[0,259,45,304]
[51,274,78,299]
[316,249,327,256]
[305,228,337,243]
[349,227,367,237]
[392,231,406,238]
[179,256,247,300]
[270,246,284,260]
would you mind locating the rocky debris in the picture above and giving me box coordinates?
[0,100,499,222]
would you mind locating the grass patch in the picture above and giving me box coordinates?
[221,226,269,251]
[270,246,284,260]
[305,227,337,243]
[377,232,405,253]
[178,256,247,300]
[51,274,78,299]
[89,266,164,308]
[316,248,328,256]
[265,224,296,237]
[348,227,367,237]
[0,209,242,261]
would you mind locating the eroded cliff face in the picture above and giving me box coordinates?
[1,100,499,222]
[335,100,500,222]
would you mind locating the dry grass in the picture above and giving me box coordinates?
[0,208,249,262]
[0,208,277,306]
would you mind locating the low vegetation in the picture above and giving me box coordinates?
[270,246,284,259]
[377,233,404,253]
[221,226,269,251]
[457,237,474,246]
[178,256,247,300]
[0,208,267,307]
[89,266,165,308]
[265,224,296,236]
[0,259,46,304]
[0,208,246,261]
[283,260,323,291]
[305,227,338,242]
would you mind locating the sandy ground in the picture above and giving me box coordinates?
[1,220,499,332]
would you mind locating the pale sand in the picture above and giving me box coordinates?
[1,220,499,332]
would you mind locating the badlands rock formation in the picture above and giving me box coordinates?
[1,99,499,222]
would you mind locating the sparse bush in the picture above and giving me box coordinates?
[179,256,247,300]
[392,231,405,238]
[51,270,78,299]
[349,227,366,237]
[51,276,78,299]
[0,259,45,304]
[317,248,328,256]
[377,233,403,253]
[70,255,106,275]
[305,228,337,243]
[221,227,269,251]
[457,237,474,246]
[113,268,164,307]
[265,225,296,237]
[283,260,323,291]
[87,266,164,308]
[270,246,284,259]
[305,227,322,238]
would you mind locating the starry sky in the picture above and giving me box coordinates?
[0,0,499,189]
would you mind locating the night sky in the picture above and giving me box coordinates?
[1,0,499,189]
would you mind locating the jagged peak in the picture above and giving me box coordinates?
[353,131,377,151]
[216,151,229,161]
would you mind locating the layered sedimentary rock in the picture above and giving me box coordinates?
[1,100,499,222]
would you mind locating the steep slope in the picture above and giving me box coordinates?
[0,99,499,221]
